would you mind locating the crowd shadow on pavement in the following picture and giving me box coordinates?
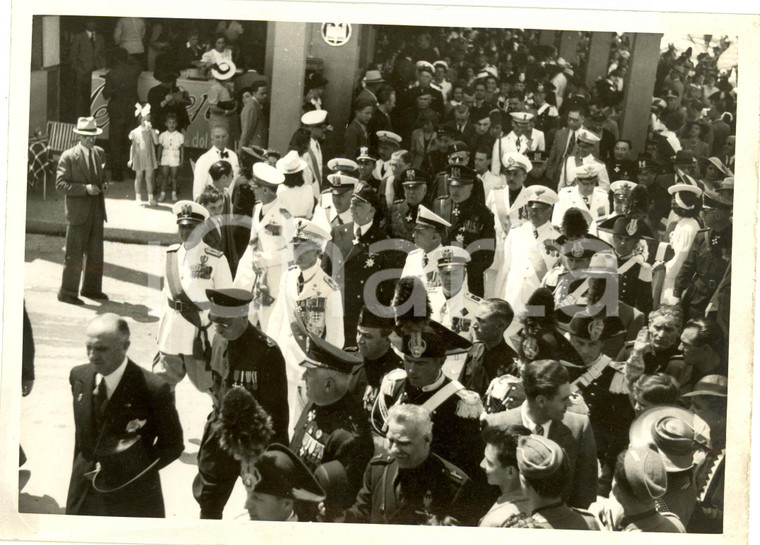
[94,300,159,324]
[19,492,65,515]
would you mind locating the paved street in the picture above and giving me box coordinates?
[20,234,248,520]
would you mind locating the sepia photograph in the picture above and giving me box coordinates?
[1,1,757,544]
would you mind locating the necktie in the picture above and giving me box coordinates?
[220,150,229,159]
[89,149,98,183]
[582,196,590,209]
[567,131,576,155]
[355,228,362,242]
[94,376,108,428]
[534,424,544,436]
[422,255,429,268]
[90,33,96,49]
[297,273,305,295]
[533,228,539,239]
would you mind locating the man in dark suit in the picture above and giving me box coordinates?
[542,107,586,191]
[69,19,106,118]
[56,117,108,305]
[483,359,598,509]
[66,314,184,517]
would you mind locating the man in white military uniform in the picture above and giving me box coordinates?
[558,129,610,191]
[496,186,562,317]
[268,218,344,426]
[312,158,357,233]
[233,163,293,335]
[428,246,481,379]
[484,152,532,298]
[400,205,450,291]
[553,163,611,229]
[490,112,546,175]
[372,130,402,181]
[300,110,330,198]
[154,201,233,394]
[193,126,241,199]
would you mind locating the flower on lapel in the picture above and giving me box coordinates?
[126,418,147,434]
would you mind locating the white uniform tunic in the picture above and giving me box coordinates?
[158,242,233,355]
[401,245,446,290]
[553,186,610,230]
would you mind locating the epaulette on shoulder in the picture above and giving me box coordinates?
[279,208,293,218]
[380,368,407,396]
[255,328,277,347]
[393,198,405,205]
[465,292,482,303]
[435,194,450,200]
[167,243,180,252]
[288,264,299,271]
[455,388,484,418]
[370,453,393,465]
[324,275,339,290]
[697,227,710,233]
[559,186,573,194]
[205,247,224,258]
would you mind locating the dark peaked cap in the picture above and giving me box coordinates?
[290,312,361,373]
[254,444,326,502]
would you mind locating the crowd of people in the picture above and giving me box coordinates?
[48,25,737,532]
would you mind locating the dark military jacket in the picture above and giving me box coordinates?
[210,323,289,445]
[458,340,519,398]
[389,200,420,242]
[674,226,732,315]
[525,503,600,530]
[348,348,404,415]
[618,254,654,315]
[432,195,496,297]
[290,393,374,514]
[345,452,475,526]
[371,371,484,479]
[606,158,638,183]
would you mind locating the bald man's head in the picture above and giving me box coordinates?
[86,314,130,375]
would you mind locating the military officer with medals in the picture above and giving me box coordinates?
[372,130,402,182]
[319,169,360,265]
[484,151,532,297]
[312,158,358,235]
[289,313,374,521]
[490,111,545,175]
[268,218,344,427]
[233,163,293,336]
[607,180,638,217]
[348,306,403,418]
[345,404,477,526]
[553,163,611,229]
[400,204,450,291]
[428,246,481,378]
[495,186,562,317]
[606,139,638,183]
[389,167,432,242]
[561,312,633,496]
[597,213,655,315]
[327,186,405,348]
[192,288,290,519]
[428,140,474,201]
[370,315,485,482]
[154,201,233,394]
[674,186,733,321]
[532,81,560,135]
[432,164,495,297]
[558,128,610,192]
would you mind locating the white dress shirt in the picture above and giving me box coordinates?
[96,356,129,400]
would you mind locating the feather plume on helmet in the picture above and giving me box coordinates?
[218,387,274,462]
[392,276,432,334]
[625,184,650,219]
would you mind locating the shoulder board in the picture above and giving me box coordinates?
[205,247,224,258]
[167,243,180,252]
[465,292,482,303]
[409,248,423,255]
[435,195,450,201]
[697,227,710,233]
[288,264,299,270]
[381,368,407,397]
[559,187,573,194]
[594,187,607,194]
[455,389,484,418]
[324,275,339,290]
[255,328,277,347]
[279,208,292,218]
[393,199,405,205]
[430,82,443,92]
[370,453,393,465]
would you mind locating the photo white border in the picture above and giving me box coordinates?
[2,1,758,544]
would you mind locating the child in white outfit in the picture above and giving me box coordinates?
[158,113,185,202]
[128,103,159,206]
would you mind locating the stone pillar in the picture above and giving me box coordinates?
[267,22,309,155]
[619,33,663,155]
[559,31,581,63]
[306,24,364,159]
[585,32,614,87]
